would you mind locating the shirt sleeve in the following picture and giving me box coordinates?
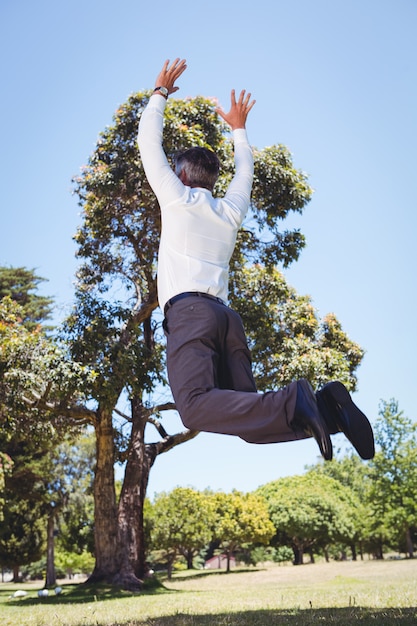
[137,94,186,206]
[223,128,254,225]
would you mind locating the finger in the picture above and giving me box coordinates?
[243,92,252,106]
[171,59,187,78]
[230,89,237,106]
[169,57,180,70]
[176,59,187,74]
[247,99,256,112]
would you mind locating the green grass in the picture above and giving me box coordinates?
[1,558,417,625]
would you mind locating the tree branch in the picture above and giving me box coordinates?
[21,393,97,425]
[114,406,132,422]
[153,428,200,457]
[148,416,169,438]
[153,402,176,413]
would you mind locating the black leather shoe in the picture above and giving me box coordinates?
[316,381,375,460]
[292,379,333,461]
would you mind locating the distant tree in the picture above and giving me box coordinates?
[0,486,46,581]
[42,433,96,588]
[54,547,95,579]
[367,400,417,558]
[307,455,371,559]
[57,433,95,558]
[210,491,275,572]
[258,473,359,564]
[149,487,216,578]
[0,266,53,330]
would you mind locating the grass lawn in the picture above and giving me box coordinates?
[1,558,417,625]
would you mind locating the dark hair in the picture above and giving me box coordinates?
[175,147,220,191]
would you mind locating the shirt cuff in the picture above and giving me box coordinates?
[233,128,249,144]
[148,92,168,109]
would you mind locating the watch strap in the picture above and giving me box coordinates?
[153,86,169,98]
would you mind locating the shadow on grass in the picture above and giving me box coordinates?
[130,607,417,625]
[1,577,170,605]
[170,568,262,582]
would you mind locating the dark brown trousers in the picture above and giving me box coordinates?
[164,295,306,444]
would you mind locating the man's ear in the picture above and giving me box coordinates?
[178,170,189,185]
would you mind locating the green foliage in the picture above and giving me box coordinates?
[366,400,417,556]
[0,297,94,437]
[258,473,359,563]
[0,266,54,330]
[231,265,364,391]
[210,491,275,561]
[0,497,46,574]
[55,548,95,577]
[56,434,95,556]
[149,488,216,572]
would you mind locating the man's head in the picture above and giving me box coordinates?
[175,147,220,191]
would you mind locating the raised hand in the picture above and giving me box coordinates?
[215,89,256,130]
[154,58,187,95]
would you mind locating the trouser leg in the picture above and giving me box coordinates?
[164,297,307,444]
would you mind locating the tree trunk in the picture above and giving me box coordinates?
[115,397,156,590]
[350,543,357,561]
[186,551,193,569]
[292,544,304,565]
[12,565,20,582]
[226,552,231,573]
[88,407,120,583]
[86,396,196,589]
[167,556,174,580]
[405,527,414,558]
[375,537,384,560]
[45,511,56,588]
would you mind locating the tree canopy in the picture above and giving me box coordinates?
[367,400,417,558]
[258,473,359,564]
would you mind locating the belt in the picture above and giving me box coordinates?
[164,291,225,316]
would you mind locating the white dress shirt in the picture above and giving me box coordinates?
[138,94,254,311]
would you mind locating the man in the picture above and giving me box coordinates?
[138,58,374,462]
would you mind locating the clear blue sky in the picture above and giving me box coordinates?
[1,0,416,497]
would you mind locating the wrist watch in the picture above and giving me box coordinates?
[153,86,169,98]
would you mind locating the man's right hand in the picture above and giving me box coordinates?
[154,58,187,96]
[216,89,256,130]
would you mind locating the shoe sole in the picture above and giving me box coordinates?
[321,382,375,460]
